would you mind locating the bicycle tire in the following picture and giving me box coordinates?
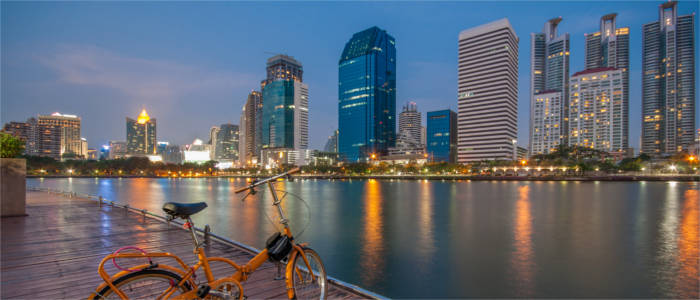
[92,269,193,300]
[290,248,328,300]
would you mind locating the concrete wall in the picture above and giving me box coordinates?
[1,158,26,217]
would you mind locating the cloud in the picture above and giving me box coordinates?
[39,44,257,103]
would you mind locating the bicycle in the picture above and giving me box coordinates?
[89,167,328,300]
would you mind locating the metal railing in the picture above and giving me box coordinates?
[26,186,386,300]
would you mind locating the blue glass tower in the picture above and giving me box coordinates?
[427,109,457,163]
[338,27,396,162]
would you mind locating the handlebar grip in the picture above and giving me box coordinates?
[287,167,301,175]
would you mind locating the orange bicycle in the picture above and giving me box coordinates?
[89,167,328,299]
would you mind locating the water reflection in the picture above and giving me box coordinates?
[415,180,435,268]
[676,189,699,298]
[511,185,534,297]
[360,179,385,286]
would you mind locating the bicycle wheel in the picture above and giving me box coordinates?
[290,248,328,300]
[92,269,192,299]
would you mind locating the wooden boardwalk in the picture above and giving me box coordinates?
[1,191,378,299]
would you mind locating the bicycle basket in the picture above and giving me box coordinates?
[266,232,292,261]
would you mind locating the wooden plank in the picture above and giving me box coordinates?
[0,191,378,299]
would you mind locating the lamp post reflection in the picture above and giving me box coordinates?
[360,179,385,286]
[511,185,534,297]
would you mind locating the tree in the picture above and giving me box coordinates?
[1,133,25,158]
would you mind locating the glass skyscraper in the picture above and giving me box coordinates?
[427,109,457,163]
[338,26,396,162]
[260,55,309,151]
[641,1,695,155]
[126,109,156,155]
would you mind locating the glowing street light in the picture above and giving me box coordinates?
[67,169,73,174]
[668,165,677,172]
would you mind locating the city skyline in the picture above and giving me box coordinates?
[2,1,698,151]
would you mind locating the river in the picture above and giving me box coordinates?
[28,177,699,298]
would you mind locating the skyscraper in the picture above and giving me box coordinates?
[338,26,396,162]
[261,55,309,151]
[209,126,220,158]
[37,113,82,159]
[569,68,626,152]
[398,102,422,146]
[529,17,570,155]
[427,109,457,163]
[584,13,630,151]
[323,130,339,153]
[126,109,156,155]
[641,1,695,155]
[457,19,519,162]
[216,123,239,161]
[239,91,261,165]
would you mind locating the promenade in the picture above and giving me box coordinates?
[0,191,379,299]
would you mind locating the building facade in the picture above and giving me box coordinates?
[584,13,630,151]
[239,91,262,165]
[569,67,626,152]
[529,17,570,155]
[216,123,239,161]
[108,141,127,159]
[37,113,82,159]
[398,102,422,146]
[261,55,309,152]
[427,109,457,163]
[323,130,339,153]
[641,1,695,155]
[530,91,564,155]
[338,26,396,162]
[457,19,519,162]
[126,110,157,155]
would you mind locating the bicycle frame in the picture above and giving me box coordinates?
[91,169,317,300]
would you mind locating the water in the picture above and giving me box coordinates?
[28,177,699,298]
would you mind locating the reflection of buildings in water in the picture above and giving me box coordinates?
[511,185,534,297]
[360,179,385,286]
[656,183,680,296]
[676,189,699,298]
[416,180,436,267]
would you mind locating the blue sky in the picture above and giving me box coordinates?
[2,1,698,151]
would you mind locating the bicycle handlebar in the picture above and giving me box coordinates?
[234,167,301,194]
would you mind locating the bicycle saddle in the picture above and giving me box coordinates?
[162,202,208,219]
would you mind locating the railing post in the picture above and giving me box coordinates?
[123,204,129,216]
[141,209,147,223]
[204,225,211,247]
[99,196,103,208]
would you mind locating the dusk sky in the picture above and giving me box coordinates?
[2,1,698,151]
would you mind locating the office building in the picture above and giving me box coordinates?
[80,138,88,159]
[239,91,262,165]
[216,123,239,161]
[209,126,220,158]
[126,109,156,155]
[398,102,422,146]
[529,17,570,155]
[585,13,630,150]
[261,55,309,151]
[108,141,127,159]
[569,67,625,152]
[641,1,695,155]
[37,113,82,159]
[457,19,519,161]
[338,26,396,162]
[427,109,457,163]
[323,130,339,153]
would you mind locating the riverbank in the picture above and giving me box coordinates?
[27,174,700,181]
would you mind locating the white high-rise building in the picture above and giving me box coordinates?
[569,67,625,152]
[293,81,309,150]
[530,91,564,155]
[457,18,519,162]
[398,102,422,146]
